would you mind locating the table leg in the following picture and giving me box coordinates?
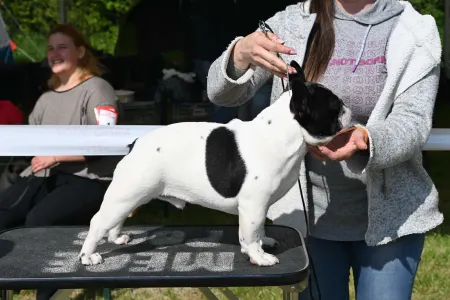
[2,290,13,300]
[282,290,299,300]
[198,287,219,300]
[280,280,307,300]
[49,289,75,300]
[218,288,239,300]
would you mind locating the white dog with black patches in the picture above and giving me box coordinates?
[79,61,352,267]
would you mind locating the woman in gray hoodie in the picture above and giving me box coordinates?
[206,0,443,299]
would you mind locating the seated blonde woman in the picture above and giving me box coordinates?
[0,24,120,230]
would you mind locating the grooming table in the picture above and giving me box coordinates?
[0,225,309,300]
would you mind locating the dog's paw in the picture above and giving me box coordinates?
[109,234,131,245]
[79,253,104,266]
[260,237,279,248]
[248,251,279,266]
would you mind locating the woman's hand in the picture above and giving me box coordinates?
[308,128,368,161]
[31,156,58,173]
[232,31,297,78]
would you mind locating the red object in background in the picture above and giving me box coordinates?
[9,40,17,51]
[0,100,23,125]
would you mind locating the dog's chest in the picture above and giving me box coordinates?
[268,156,303,204]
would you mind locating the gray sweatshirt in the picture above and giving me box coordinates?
[307,0,405,241]
[23,76,121,181]
[206,0,443,246]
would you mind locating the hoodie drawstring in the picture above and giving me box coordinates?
[352,24,372,73]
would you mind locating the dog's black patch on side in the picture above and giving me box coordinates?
[157,147,161,152]
[254,176,258,180]
[205,127,247,198]
[267,120,272,125]
[127,138,138,154]
[288,60,345,137]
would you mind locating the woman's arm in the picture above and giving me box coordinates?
[54,156,86,163]
[317,67,440,174]
[361,66,440,171]
[206,9,291,107]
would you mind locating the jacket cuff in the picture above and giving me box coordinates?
[221,36,255,85]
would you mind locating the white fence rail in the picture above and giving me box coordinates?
[0,125,449,156]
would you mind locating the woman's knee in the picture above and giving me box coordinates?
[353,234,425,300]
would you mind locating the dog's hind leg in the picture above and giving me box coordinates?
[260,228,279,248]
[79,165,162,265]
[238,196,279,267]
[78,200,140,265]
[108,219,130,245]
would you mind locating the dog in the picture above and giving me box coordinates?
[79,60,352,267]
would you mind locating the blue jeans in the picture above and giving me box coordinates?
[299,234,425,300]
[0,45,14,65]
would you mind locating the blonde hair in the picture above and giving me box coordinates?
[47,24,103,89]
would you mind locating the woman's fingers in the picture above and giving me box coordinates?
[250,32,297,73]
[237,31,298,76]
[308,146,327,161]
[264,32,285,44]
[251,45,290,75]
[252,55,287,78]
[258,32,296,56]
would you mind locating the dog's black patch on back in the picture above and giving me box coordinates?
[127,138,138,154]
[157,147,161,152]
[205,127,247,198]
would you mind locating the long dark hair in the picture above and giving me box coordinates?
[303,0,335,82]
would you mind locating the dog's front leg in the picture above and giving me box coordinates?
[238,198,279,266]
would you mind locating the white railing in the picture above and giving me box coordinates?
[0,125,449,156]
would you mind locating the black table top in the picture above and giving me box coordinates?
[0,225,309,290]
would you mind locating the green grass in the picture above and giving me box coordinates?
[11,32,47,64]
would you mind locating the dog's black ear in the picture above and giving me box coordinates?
[288,60,306,84]
[288,60,309,103]
[288,60,309,120]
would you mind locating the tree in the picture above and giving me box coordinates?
[1,0,133,59]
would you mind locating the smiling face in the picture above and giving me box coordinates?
[47,32,85,77]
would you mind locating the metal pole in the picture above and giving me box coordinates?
[282,290,299,300]
[2,290,14,300]
[58,0,67,24]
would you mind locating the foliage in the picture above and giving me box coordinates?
[0,0,445,63]
[0,0,133,61]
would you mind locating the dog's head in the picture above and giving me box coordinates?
[288,60,352,146]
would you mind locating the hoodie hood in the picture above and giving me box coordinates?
[335,0,404,25]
